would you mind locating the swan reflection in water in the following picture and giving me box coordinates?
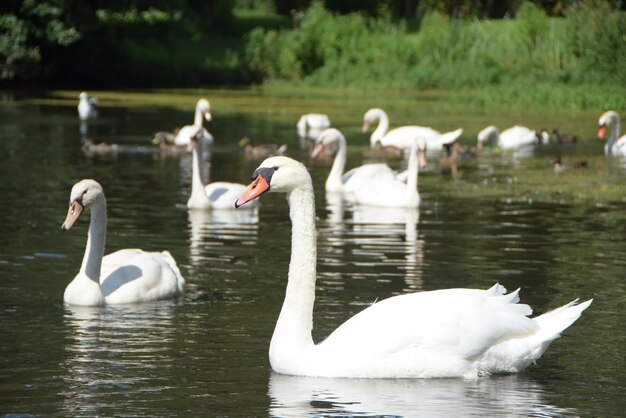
[268,373,575,417]
[321,192,424,290]
[60,303,179,416]
[187,208,259,270]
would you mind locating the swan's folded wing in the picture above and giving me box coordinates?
[317,288,538,362]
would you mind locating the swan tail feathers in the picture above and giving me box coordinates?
[160,250,186,289]
[278,144,288,154]
[440,128,463,145]
[534,299,592,341]
[485,283,507,296]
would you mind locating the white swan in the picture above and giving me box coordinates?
[173,98,214,147]
[311,128,398,195]
[187,129,257,210]
[362,108,463,152]
[353,138,426,209]
[477,125,540,150]
[297,113,331,139]
[598,111,626,157]
[77,92,98,120]
[234,156,591,378]
[61,179,185,306]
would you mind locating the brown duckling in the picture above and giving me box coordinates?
[552,129,578,144]
[372,140,404,158]
[239,137,287,160]
[553,155,588,173]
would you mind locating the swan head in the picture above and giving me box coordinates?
[598,111,619,138]
[197,98,212,122]
[79,92,88,100]
[311,128,344,158]
[235,156,311,208]
[477,126,499,148]
[361,108,385,133]
[62,179,103,231]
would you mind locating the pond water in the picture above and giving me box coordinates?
[0,89,624,417]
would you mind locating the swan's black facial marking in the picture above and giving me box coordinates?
[252,166,279,184]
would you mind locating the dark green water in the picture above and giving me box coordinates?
[0,90,624,417]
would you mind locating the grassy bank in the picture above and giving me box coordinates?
[244,1,626,110]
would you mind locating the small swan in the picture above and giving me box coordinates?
[597,111,626,157]
[311,128,398,196]
[477,125,540,150]
[77,92,98,120]
[297,113,331,139]
[353,138,427,208]
[239,137,288,160]
[362,108,463,152]
[62,179,184,306]
[187,129,257,210]
[234,156,591,378]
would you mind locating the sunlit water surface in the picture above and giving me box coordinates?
[0,90,624,417]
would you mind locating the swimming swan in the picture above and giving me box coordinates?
[78,92,98,120]
[173,98,214,147]
[353,138,426,209]
[597,111,626,157]
[477,125,540,150]
[362,108,462,152]
[297,113,331,139]
[187,129,257,210]
[62,179,185,306]
[234,156,592,378]
[311,128,398,196]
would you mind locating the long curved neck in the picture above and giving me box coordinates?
[326,136,347,191]
[370,110,389,146]
[271,184,317,358]
[188,143,211,208]
[80,198,106,283]
[193,105,204,127]
[607,117,620,154]
[406,144,420,202]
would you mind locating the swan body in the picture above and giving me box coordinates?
[362,108,463,152]
[187,129,257,210]
[234,156,591,379]
[477,125,539,150]
[78,92,98,120]
[311,128,397,195]
[62,180,184,306]
[353,138,426,208]
[173,99,214,147]
[297,114,331,139]
[598,111,626,157]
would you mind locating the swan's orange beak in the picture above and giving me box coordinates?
[418,149,428,169]
[361,121,370,133]
[235,176,270,208]
[311,142,325,159]
[62,201,84,231]
[597,125,606,139]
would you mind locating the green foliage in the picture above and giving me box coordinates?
[244,0,625,109]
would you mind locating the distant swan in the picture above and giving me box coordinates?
[311,128,397,196]
[353,138,426,208]
[477,125,540,150]
[187,129,257,210]
[173,98,214,147]
[78,92,98,120]
[362,108,462,152]
[297,113,331,139]
[234,155,591,378]
[597,111,626,157]
[62,179,184,306]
